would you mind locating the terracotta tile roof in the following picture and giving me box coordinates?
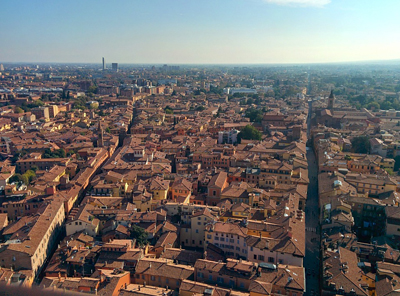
[135,258,194,280]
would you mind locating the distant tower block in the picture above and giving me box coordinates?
[112,63,118,72]
[0,64,4,71]
[328,89,335,110]
[102,57,105,70]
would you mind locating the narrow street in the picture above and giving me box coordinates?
[304,147,321,296]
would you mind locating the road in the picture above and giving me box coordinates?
[304,147,321,296]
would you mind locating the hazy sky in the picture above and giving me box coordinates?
[1,0,400,64]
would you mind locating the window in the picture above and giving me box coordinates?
[268,257,274,263]
[196,229,199,233]
[217,277,224,284]
[213,190,216,196]
[207,234,212,239]
[208,275,213,281]
[254,254,257,260]
[151,276,155,281]
[258,255,264,261]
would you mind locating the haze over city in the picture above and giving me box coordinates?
[1,0,400,64]
[3,1,400,296]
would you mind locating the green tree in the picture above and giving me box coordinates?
[394,155,400,171]
[351,136,371,154]
[90,102,99,109]
[164,106,174,114]
[24,170,36,183]
[129,224,148,247]
[366,101,380,110]
[87,85,98,94]
[105,127,111,133]
[20,174,29,185]
[9,174,22,184]
[42,148,66,158]
[15,107,24,113]
[385,168,395,176]
[245,108,263,123]
[239,125,262,141]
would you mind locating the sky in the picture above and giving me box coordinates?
[1,0,400,64]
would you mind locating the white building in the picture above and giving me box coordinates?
[218,129,239,144]
[246,235,304,267]
[223,87,257,95]
[65,204,99,237]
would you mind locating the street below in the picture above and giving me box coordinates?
[304,147,321,296]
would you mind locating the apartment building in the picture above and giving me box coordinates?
[0,199,65,278]
[181,207,218,248]
[133,258,194,290]
[65,203,100,237]
[194,258,305,295]
[205,221,248,258]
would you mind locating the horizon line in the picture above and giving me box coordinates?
[1,58,400,66]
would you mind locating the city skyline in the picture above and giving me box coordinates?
[1,0,400,64]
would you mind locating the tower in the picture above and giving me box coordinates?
[112,63,118,72]
[102,57,105,70]
[97,121,104,147]
[328,89,335,110]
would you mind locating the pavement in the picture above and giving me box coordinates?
[304,147,321,296]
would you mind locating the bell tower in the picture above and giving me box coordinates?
[328,89,335,110]
[97,121,104,147]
